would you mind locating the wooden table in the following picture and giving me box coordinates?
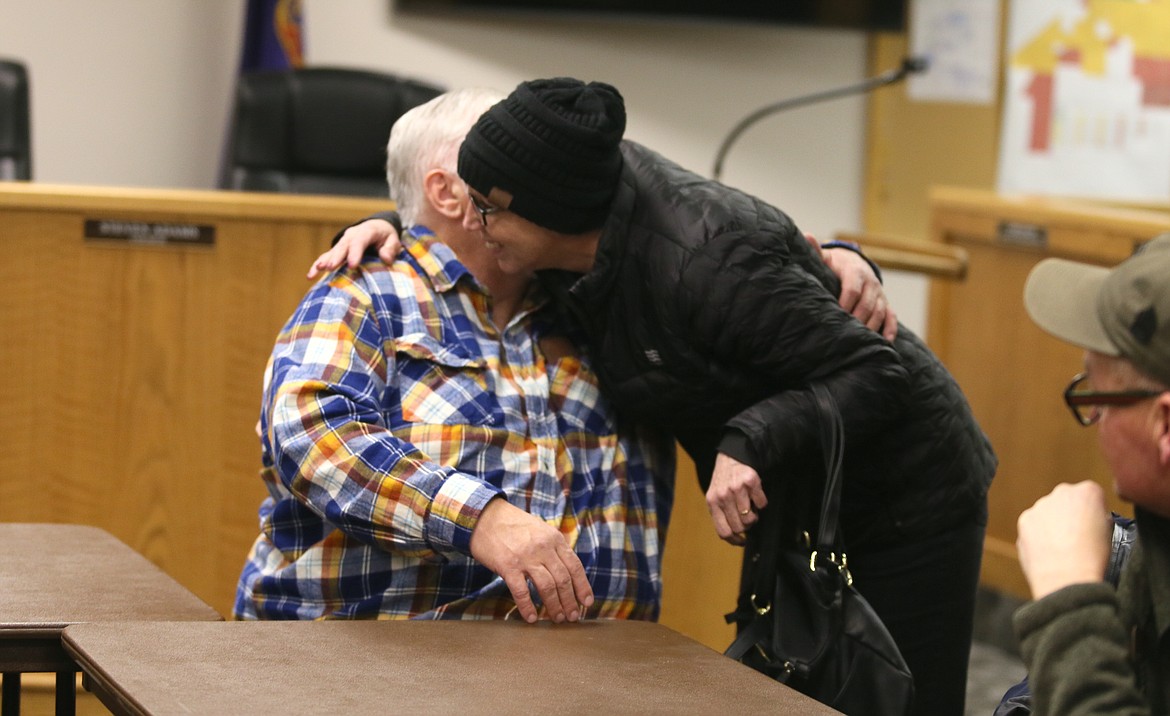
[0,524,222,716]
[61,620,840,715]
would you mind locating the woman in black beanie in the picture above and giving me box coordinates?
[317,77,996,716]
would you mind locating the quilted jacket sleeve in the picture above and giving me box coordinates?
[677,229,910,477]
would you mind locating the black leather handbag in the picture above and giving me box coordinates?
[724,384,915,716]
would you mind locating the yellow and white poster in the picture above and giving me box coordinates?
[997,0,1170,202]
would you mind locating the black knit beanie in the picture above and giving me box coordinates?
[457,77,626,234]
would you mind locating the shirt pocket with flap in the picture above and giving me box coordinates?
[393,332,498,427]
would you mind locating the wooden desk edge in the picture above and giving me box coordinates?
[834,231,968,279]
[61,630,147,716]
[0,182,394,224]
[928,186,1170,234]
[58,620,842,715]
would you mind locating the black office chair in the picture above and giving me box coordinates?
[0,59,31,180]
[222,67,443,198]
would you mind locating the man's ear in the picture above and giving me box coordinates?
[423,169,465,220]
[1154,393,1170,466]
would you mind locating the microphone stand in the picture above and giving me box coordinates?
[711,56,929,181]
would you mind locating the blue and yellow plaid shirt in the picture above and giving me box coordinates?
[235,227,669,621]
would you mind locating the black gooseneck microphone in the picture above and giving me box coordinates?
[711,56,930,181]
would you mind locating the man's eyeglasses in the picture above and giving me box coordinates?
[469,193,502,227]
[1063,373,1165,426]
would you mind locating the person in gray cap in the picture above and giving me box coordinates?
[1016,236,1170,714]
[312,77,996,716]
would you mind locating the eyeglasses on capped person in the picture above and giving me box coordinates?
[469,192,503,227]
[1063,372,1166,426]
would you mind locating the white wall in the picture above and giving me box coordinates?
[0,1,243,188]
[0,0,926,332]
[306,0,870,244]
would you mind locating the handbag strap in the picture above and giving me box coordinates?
[810,383,844,551]
[723,383,847,659]
[725,383,845,627]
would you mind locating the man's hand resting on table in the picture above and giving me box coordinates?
[469,498,594,624]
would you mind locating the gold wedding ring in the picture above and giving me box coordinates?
[739,508,751,515]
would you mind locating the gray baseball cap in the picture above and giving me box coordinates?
[1024,234,1170,387]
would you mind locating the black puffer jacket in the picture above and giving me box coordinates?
[540,141,996,547]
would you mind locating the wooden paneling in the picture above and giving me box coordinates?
[657,450,741,650]
[0,184,393,618]
[927,187,1170,597]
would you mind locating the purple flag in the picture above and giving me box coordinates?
[239,0,305,71]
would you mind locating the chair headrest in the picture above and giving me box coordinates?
[0,59,31,180]
[231,68,442,183]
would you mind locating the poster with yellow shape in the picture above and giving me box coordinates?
[997,0,1170,202]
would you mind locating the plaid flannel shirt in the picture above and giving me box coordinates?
[235,227,668,621]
